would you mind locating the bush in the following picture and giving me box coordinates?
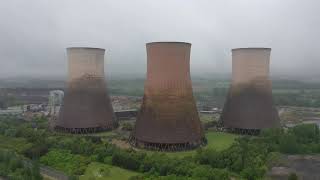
[0,149,42,179]
[121,122,133,131]
[40,149,90,175]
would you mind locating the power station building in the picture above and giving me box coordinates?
[220,48,279,134]
[48,90,64,130]
[56,47,117,133]
[130,42,205,151]
[48,90,64,117]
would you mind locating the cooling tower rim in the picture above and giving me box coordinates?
[232,47,271,51]
[147,41,191,45]
[67,47,105,51]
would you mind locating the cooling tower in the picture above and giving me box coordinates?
[130,42,205,151]
[220,48,279,134]
[56,47,117,133]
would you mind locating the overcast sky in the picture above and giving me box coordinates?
[0,0,319,79]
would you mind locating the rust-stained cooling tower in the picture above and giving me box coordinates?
[221,48,279,134]
[130,42,205,151]
[56,47,117,133]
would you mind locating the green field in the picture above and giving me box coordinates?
[90,131,117,137]
[80,162,139,180]
[148,131,238,158]
[0,135,32,153]
[205,131,238,149]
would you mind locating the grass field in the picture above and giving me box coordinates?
[80,162,139,180]
[205,131,238,149]
[0,135,32,153]
[90,131,117,137]
[148,131,239,158]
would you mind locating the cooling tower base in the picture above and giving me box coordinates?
[54,125,116,134]
[129,136,207,152]
[225,127,261,135]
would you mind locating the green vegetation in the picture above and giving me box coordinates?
[0,135,32,153]
[1,113,320,179]
[160,131,238,158]
[0,148,42,180]
[206,131,238,150]
[40,149,90,176]
[80,162,139,180]
[90,131,117,137]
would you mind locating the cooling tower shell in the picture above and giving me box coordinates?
[131,42,205,151]
[56,47,117,133]
[221,48,279,132]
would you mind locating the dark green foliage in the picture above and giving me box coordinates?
[121,122,134,131]
[279,134,301,154]
[288,173,298,180]
[112,150,145,171]
[1,115,320,179]
[23,143,49,159]
[40,149,90,175]
[0,149,42,179]
[261,124,320,154]
[291,124,320,143]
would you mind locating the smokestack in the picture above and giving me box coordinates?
[221,48,280,134]
[131,42,205,151]
[56,47,117,133]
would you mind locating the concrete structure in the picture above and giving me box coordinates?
[56,47,117,133]
[220,48,279,134]
[130,42,205,151]
[48,90,64,130]
[48,90,64,116]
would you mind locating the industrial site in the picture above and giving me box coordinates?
[1,1,320,180]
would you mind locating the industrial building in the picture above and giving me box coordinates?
[48,90,64,130]
[56,47,117,133]
[130,42,205,151]
[220,48,280,134]
[48,90,64,117]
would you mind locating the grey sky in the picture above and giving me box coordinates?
[0,0,319,79]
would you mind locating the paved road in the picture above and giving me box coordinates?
[39,165,69,180]
[23,160,69,180]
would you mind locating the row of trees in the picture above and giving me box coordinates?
[273,92,320,107]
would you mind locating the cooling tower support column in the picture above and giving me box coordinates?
[220,48,279,134]
[130,42,205,151]
[56,47,117,134]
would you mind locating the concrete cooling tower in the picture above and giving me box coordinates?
[130,42,205,151]
[56,47,117,133]
[220,48,280,134]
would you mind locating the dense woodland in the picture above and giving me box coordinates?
[0,149,42,180]
[0,115,319,179]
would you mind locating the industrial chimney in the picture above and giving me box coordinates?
[130,42,205,151]
[56,47,117,133]
[220,48,280,134]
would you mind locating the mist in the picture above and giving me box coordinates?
[0,0,319,80]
